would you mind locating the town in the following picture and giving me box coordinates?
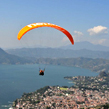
[64,71,109,92]
[12,71,109,109]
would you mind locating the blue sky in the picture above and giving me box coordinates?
[0,0,109,49]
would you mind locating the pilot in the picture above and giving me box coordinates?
[39,68,45,76]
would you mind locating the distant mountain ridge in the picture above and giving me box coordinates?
[60,41,109,51]
[3,41,109,62]
[6,47,109,59]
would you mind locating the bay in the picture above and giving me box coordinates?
[0,64,98,108]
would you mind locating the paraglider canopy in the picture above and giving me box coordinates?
[17,22,74,45]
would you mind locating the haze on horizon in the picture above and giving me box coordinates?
[0,0,109,49]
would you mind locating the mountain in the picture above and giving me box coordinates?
[6,48,109,59]
[60,41,109,51]
[5,41,109,59]
[0,48,32,64]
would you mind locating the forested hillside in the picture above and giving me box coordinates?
[0,48,32,64]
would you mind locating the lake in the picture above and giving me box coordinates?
[0,64,98,108]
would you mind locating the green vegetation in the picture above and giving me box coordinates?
[95,103,109,109]
[36,86,50,94]
[59,87,68,90]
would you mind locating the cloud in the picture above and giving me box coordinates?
[62,31,83,43]
[98,39,106,44]
[74,31,83,36]
[62,37,69,42]
[90,38,107,45]
[87,26,108,36]
[73,31,83,42]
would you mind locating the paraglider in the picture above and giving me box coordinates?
[17,22,74,76]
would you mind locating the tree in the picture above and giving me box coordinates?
[99,71,107,77]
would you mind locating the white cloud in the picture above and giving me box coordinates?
[62,37,69,42]
[74,31,83,36]
[90,38,108,45]
[98,39,106,44]
[72,35,80,42]
[72,31,83,42]
[87,26,108,35]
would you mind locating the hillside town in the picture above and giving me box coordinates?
[12,71,109,109]
[12,86,109,109]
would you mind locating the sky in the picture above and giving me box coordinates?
[0,0,109,49]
